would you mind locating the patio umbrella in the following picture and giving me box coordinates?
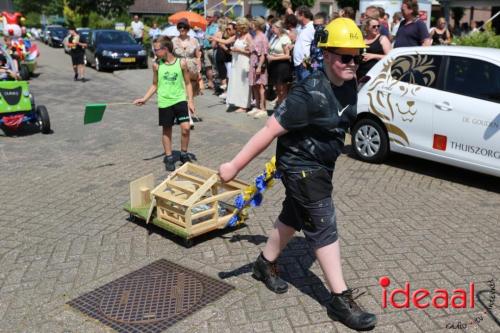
[169,11,208,31]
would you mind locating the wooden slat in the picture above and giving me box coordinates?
[130,174,154,209]
[191,207,216,220]
[154,191,187,206]
[183,174,219,207]
[157,212,186,228]
[195,190,241,206]
[176,172,206,184]
[165,180,195,193]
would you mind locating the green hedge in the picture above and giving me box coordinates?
[454,30,500,49]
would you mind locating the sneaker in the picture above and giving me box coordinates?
[163,155,175,172]
[219,92,227,99]
[80,77,87,82]
[253,110,268,119]
[252,253,288,294]
[180,152,193,165]
[326,288,377,331]
[247,108,261,116]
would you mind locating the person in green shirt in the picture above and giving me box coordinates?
[134,36,196,171]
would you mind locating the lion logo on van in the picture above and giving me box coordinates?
[366,54,438,146]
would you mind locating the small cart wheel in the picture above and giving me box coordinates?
[184,239,194,248]
[129,213,136,222]
[20,65,30,80]
[36,105,51,134]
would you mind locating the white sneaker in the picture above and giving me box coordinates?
[247,108,260,116]
[219,92,227,99]
[253,110,268,118]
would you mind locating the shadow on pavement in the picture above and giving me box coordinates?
[0,123,53,137]
[218,236,333,305]
[344,145,500,194]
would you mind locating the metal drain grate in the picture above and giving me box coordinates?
[68,259,234,333]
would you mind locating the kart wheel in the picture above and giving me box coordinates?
[352,118,389,163]
[95,57,102,71]
[20,65,30,80]
[36,105,51,134]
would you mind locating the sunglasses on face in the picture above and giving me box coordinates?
[370,25,380,29]
[327,51,362,65]
[154,47,165,52]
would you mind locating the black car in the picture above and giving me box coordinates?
[85,29,148,71]
[47,27,68,47]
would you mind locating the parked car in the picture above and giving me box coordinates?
[352,46,500,177]
[63,28,91,54]
[85,29,148,72]
[41,25,63,44]
[47,27,68,47]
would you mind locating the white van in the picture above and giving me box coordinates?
[352,46,500,177]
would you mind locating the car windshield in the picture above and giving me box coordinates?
[51,29,68,38]
[96,31,136,45]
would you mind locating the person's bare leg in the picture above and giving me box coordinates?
[162,126,173,156]
[206,67,214,88]
[251,85,259,110]
[179,122,190,152]
[259,84,266,111]
[315,240,348,293]
[262,219,296,262]
[78,64,85,79]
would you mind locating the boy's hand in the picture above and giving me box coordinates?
[188,100,195,114]
[133,98,146,106]
[218,162,238,182]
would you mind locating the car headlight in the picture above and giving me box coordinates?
[138,50,147,56]
[102,50,118,57]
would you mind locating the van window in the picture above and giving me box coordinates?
[444,56,500,104]
[390,54,442,88]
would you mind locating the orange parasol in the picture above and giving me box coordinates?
[169,11,208,31]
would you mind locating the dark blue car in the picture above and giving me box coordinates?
[85,30,148,71]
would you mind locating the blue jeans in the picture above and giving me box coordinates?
[295,65,311,82]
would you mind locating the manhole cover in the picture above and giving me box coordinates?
[68,259,233,333]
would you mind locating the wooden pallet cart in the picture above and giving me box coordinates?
[124,163,250,247]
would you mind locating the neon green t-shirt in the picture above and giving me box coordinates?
[157,58,187,108]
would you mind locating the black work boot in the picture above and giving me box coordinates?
[180,151,193,165]
[164,155,175,172]
[252,253,288,294]
[326,288,377,331]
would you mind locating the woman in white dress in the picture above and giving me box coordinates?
[226,17,252,113]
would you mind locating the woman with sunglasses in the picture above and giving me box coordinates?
[218,18,377,331]
[356,17,391,80]
[172,19,203,96]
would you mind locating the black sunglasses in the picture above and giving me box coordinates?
[327,50,363,65]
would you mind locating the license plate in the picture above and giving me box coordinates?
[120,57,136,63]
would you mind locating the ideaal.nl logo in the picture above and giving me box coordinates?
[379,276,497,330]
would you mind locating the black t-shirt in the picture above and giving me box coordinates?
[394,18,430,48]
[69,35,84,54]
[274,70,357,173]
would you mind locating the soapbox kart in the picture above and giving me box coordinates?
[0,80,50,134]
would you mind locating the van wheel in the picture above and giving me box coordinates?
[352,118,388,163]
[36,105,51,134]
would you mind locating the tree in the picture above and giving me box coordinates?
[66,0,134,18]
[14,0,64,16]
[451,7,465,31]
[336,0,359,11]
[261,0,315,14]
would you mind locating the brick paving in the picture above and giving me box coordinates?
[0,44,499,333]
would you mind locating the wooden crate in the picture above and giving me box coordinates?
[128,163,250,241]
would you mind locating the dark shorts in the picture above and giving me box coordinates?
[158,101,189,127]
[71,51,84,66]
[278,169,338,249]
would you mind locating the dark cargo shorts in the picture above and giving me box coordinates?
[278,168,338,250]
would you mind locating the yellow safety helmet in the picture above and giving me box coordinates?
[317,18,366,49]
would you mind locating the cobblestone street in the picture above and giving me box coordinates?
[0,43,499,333]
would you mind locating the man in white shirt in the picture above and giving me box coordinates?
[293,6,315,81]
[131,15,144,44]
